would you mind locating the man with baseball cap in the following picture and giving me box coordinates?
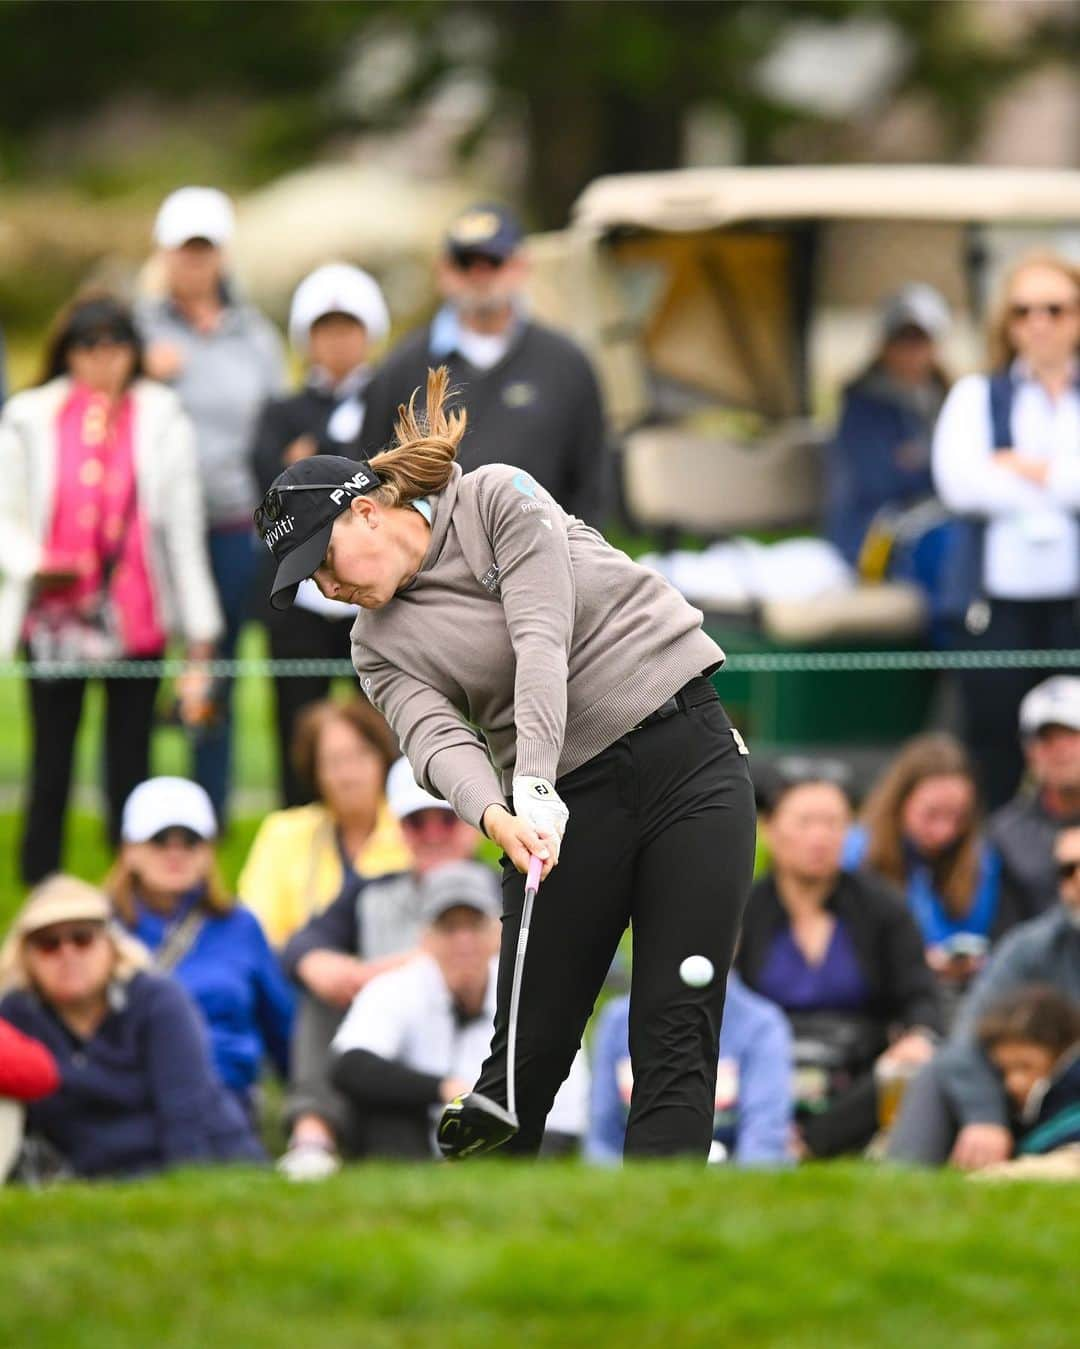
[328,861,589,1160]
[136,185,287,827]
[359,202,608,524]
[988,676,1080,919]
[252,263,392,806]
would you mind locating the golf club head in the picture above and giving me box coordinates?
[437,1091,519,1160]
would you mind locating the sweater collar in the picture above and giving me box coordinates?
[764,870,846,920]
[411,463,462,582]
[306,364,372,400]
[428,304,528,364]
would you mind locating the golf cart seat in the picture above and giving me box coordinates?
[761,581,926,644]
[622,423,824,534]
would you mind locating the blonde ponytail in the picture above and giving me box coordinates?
[370,366,466,506]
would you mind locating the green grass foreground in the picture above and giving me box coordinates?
[1,1164,1075,1348]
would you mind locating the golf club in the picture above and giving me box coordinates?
[436,852,544,1158]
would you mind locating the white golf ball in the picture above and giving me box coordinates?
[679,955,715,988]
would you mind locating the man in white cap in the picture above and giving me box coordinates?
[136,186,287,828]
[277,757,481,1178]
[251,263,392,806]
[329,861,589,1160]
[988,676,1080,918]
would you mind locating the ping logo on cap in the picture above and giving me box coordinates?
[330,469,375,504]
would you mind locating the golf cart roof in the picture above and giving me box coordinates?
[572,165,1080,233]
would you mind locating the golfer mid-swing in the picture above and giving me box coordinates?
[257,368,756,1159]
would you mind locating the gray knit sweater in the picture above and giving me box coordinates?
[351,464,724,828]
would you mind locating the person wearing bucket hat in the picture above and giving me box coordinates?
[137,186,287,829]
[0,875,262,1178]
[359,203,608,525]
[327,860,589,1159]
[104,777,295,1111]
[251,263,392,806]
[257,364,756,1163]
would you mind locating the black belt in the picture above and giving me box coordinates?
[632,675,717,731]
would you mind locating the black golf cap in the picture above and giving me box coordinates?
[256,454,383,610]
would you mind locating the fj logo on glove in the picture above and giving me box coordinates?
[532,783,550,797]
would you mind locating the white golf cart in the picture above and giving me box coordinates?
[524,166,1080,745]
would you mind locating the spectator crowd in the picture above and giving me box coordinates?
[1,184,1080,1184]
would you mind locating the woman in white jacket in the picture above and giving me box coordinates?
[932,252,1080,808]
[0,293,222,883]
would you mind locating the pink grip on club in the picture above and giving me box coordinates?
[526,854,543,893]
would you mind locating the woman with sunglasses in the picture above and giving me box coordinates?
[0,875,261,1179]
[257,368,756,1161]
[933,252,1080,810]
[105,777,294,1114]
[0,291,222,886]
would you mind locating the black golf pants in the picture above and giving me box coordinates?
[472,680,756,1159]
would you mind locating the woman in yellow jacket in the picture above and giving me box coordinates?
[237,698,410,947]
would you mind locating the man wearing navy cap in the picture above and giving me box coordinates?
[359,204,608,525]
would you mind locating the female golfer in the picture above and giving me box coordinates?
[256,368,755,1159]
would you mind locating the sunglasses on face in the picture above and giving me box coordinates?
[402,808,458,833]
[1009,301,1077,322]
[26,923,104,955]
[451,251,505,272]
[1058,860,1080,881]
[147,826,204,849]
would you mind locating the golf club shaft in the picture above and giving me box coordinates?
[506,853,543,1119]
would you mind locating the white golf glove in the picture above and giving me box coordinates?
[512,776,570,859]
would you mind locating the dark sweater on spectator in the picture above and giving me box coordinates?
[0,1016,59,1101]
[251,381,365,497]
[988,790,1080,922]
[281,870,421,979]
[737,872,945,1035]
[359,316,608,524]
[937,907,1080,1128]
[0,974,263,1178]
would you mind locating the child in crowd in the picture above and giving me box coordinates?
[978,985,1080,1158]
